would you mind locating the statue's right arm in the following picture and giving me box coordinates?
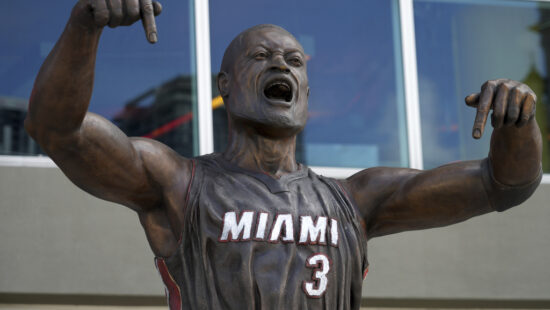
[24,0,187,213]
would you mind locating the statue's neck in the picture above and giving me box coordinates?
[222,126,298,179]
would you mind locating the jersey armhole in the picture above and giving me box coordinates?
[176,159,196,244]
[322,177,370,274]
[333,179,367,233]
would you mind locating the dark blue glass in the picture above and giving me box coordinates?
[0,1,197,156]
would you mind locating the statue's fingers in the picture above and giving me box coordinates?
[504,88,522,126]
[153,1,162,16]
[107,0,123,27]
[121,0,140,25]
[91,0,110,27]
[472,84,495,139]
[139,0,158,43]
[465,93,479,107]
[491,84,509,129]
[516,94,536,127]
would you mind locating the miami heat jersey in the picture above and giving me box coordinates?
[155,154,368,310]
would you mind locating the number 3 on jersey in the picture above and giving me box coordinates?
[302,253,331,298]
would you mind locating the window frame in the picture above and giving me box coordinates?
[1,0,548,183]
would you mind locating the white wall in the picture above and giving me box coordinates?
[1,165,549,299]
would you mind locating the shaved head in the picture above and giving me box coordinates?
[220,24,302,74]
[217,24,309,139]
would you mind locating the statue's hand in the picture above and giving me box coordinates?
[74,0,162,43]
[465,79,536,139]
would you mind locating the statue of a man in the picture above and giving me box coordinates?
[25,1,542,309]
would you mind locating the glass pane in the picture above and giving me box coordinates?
[415,0,550,172]
[210,0,408,168]
[0,1,197,157]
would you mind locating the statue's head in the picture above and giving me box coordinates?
[217,24,309,139]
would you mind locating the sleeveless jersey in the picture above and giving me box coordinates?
[155,154,368,310]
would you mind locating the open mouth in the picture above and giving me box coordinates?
[264,80,293,102]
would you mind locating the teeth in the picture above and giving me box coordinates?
[268,81,290,89]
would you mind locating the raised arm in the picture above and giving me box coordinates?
[343,79,542,239]
[24,0,189,213]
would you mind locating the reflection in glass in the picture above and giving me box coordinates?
[0,0,197,157]
[112,75,197,156]
[415,0,550,172]
[209,0,408,168]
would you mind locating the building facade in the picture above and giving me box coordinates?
[1,0,549,307]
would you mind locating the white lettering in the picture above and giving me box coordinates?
[303,254,331,297]
[269,214,294,242]
[330,219,338,246]
[299,216,327,244]
[220,211,254,241]
[255,212,269,239]
[219,212,339,245]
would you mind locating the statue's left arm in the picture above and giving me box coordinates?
[342,79,542,239]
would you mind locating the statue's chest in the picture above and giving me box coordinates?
[197,175,342,246]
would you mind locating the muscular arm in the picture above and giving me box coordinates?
[24,1,187,213]
[344,80,542,239]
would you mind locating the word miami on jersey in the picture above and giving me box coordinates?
[218,211,339,246]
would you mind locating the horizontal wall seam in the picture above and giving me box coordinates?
[1,294,550,308]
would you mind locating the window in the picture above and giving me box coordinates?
[209,0,408,168]
[4,0,548,176]
[415,0,550,172]
[0,0,198,157]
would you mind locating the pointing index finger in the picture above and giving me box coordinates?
[472,84,495,139]
[140,0,158,43]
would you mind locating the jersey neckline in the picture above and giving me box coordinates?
[209,153,309,194]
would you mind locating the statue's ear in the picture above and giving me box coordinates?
[217,71,229,97]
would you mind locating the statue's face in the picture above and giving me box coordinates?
[221,28,309,138]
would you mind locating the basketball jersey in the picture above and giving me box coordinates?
[155,154,368,310]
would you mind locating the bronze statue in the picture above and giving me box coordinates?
[25,1,542,309]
